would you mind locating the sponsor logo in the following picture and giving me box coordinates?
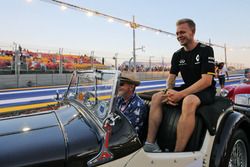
[179,59,186,66]
[208,56,214,60]
[180,59,185,64]
[208,56,215,64]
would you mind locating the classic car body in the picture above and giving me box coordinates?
[221,68,250,102]
[0,69,250,167]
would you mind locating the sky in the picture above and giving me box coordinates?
[0,0,250,67]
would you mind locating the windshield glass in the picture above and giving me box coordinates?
[65,70,118,122]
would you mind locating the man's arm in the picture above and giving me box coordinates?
[179,74,213,97]
[167,74,177,89]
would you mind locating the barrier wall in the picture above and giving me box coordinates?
[0,73,72,89]
[0,72,168,89]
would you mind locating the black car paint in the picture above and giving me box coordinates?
[0,100,141,167]
[209,110,250,167]
[0,111,66,167]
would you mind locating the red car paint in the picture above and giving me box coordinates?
[223,69,250,102]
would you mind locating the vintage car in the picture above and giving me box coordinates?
[0,69,249,167]
[221,68,250,102]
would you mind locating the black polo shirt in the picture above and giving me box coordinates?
[170,43,216,90]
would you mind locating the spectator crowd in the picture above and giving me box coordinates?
[118,64,170,72]
[0,49,105,72]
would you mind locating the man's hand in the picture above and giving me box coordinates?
[162,93,178,106]
[166,89,184,103]
[161,89,183,106]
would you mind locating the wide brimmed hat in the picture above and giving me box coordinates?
[120,73,140,86]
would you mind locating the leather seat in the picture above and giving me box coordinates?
[157,104,204,151]
[139,92,232,152]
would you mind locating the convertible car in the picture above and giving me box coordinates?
[0,70,249,167]
[221,68,250,102]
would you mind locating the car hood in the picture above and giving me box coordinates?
[0,102,99,166]
[225,83,250,101]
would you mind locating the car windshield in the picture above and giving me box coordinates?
[65,70,119,122]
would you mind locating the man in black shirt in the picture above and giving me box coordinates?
[144,18,216,152]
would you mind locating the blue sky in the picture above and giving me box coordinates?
[0,0,249,67]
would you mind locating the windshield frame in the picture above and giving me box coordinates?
[64,69,120,127]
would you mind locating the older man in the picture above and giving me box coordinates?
[116,73,147,139]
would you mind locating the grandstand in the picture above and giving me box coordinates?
[0,49,107,74]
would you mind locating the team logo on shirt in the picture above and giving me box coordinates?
[195,54,200,64]
[196,54,200,61]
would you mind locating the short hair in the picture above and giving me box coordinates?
[176,18,196,33]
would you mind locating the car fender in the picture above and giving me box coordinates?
[209,111,250,167]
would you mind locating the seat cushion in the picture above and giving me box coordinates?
[196,96,232,135]
[157,96,232,151]
[139,91,233,151]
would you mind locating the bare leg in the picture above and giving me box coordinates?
[146,91,165,143]
[174,95,200,152]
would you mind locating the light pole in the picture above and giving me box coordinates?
[14,43,21,87]
[113,53,118,70]
[130,16,141,73]
[90,50,94,69]
[162,56,165,72]
[224,43,227,68]
[59,48,63,74]
[128,46,145,72]
[149,56,154,71]
[132,15,136,74]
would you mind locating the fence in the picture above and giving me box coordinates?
[0,72,169,89]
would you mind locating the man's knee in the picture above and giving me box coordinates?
[183,95,200,107]
[182,95,200,115]
[152,91,164,103]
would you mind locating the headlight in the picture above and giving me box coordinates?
[220,89,229,97]
[235,94,250,106]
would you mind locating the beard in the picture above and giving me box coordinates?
[118,90,126,97]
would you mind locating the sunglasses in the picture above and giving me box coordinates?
[120,82,125,86]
